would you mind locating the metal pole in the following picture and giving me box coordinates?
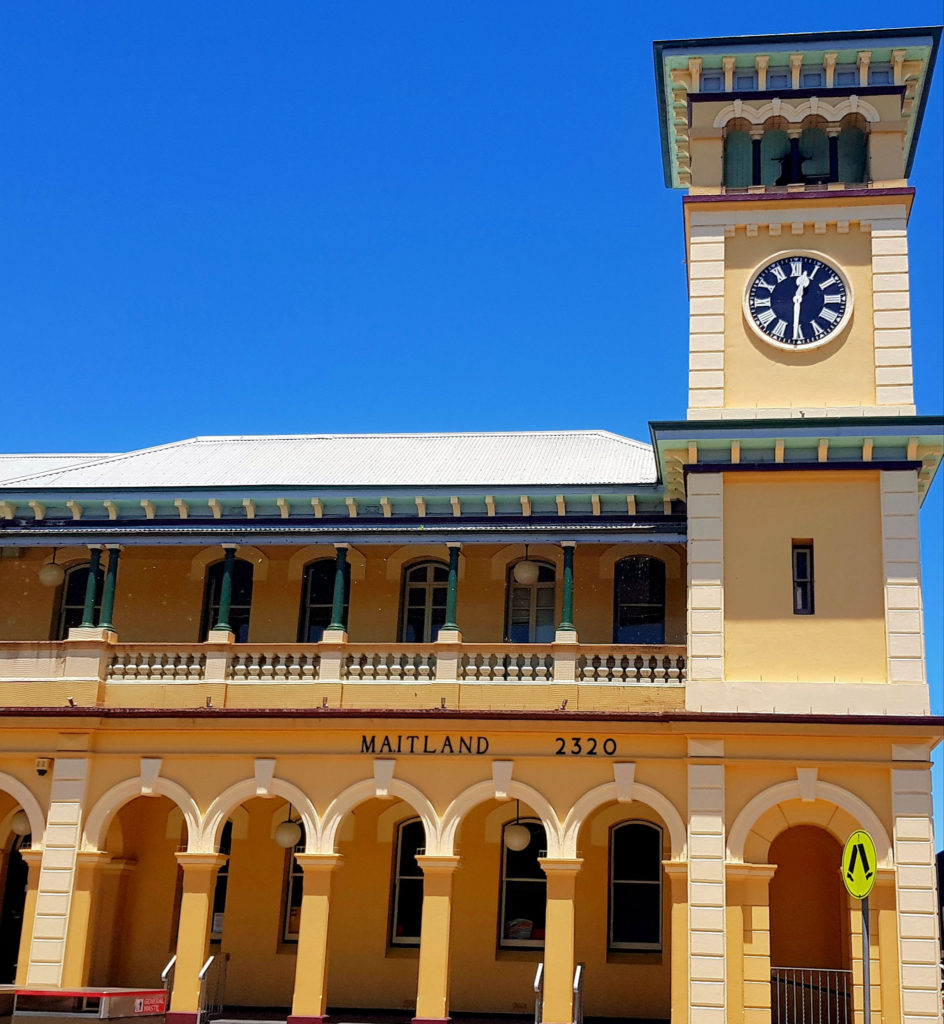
[80,546,102,627]
[861,895,870,1024]
[558,543,575,631]
[97,546,121,631]
[443,544,460,630]
[213,546,236,632]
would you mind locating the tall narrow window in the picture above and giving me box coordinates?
[201,558,254,642]
[390,818,425,946]
[609,821,663,952]
[838,123,868,184]
[211,820,233,941]
[500,820,547,948]
[298,558,349,642]
[614,557,666,644]
[723,129,753,189]
[506,561,556,643]
[400,561,449,642]
[282,826,306,942]
[55,563,104,639]
[793,542,814,615]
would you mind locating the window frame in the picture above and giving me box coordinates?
[613,556,667,645]
[504,560,557,643]
[54,562,104,640]
[297,558,350,642]
[389,817,425,947]
[200,557,254,642]
[608,820,664,953]
[499,819,547,950]
[792,542,815,615]
[399,560,450,643]
[280,827,306,943]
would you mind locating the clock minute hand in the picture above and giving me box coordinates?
[792,275,810,333]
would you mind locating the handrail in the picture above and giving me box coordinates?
[572,962,585,1024]
[160,954,176,988]
[533,962,544,1024]
[198,956,214,981]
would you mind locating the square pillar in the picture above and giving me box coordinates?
[61,851,112,988]
[15,849,43,986]
[664,862,689,1024]
[413,855,461,1024]
[168,853,228,1024]
[537,858,582,1024]
[725,863,777,1024]
[288,854,343,1024]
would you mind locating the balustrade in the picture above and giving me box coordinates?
[227,649,320,681]
[108,647,206,681]
[344,648,437,681]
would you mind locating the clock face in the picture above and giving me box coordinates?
[744,253,851,349]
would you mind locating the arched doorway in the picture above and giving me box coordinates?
[769,826,850,1023]
[0,795,32,983]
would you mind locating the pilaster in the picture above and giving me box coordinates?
[871,219,916,412]
[687,225,726,414]
[891,767,942,1024]
[26,757,89,986]
[686,473,724,688]
[687,740,726,1024]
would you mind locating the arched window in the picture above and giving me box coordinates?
[799,124,829,183]
[614,556,666,644]
[505,561,556,643]
[400,561,449,642]
[390,818,425,946]
[201,559,254,642]
[838,122,867,184]
[760,127,791,186]
[609,821,663,951]
[282,823,307,942]
[298,559,349,642]
[55,562,104,640]
[722,129,753,189]
[500,819,547,948]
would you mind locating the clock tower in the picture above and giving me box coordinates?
[654,27,939,419]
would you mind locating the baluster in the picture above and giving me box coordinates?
[610,657,624,683]
[362,655,376,680]
[346,655,361,680]
[417,655,431,680]
[246,654,262,681]
[534,657,548,681]
[232,655,248,680]
[189,655,204,679]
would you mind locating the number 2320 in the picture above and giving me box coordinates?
[554,737,617,756]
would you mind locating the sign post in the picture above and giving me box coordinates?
[841,830,877,1023]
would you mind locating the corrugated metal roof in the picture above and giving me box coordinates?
[0,431,656,489]
[0,453,115,483]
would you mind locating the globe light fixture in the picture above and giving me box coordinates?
[39,549,65,588]
[11,809,31,836]
[274,805,302,849]
[504,801,531,851]
[512,545,539,586]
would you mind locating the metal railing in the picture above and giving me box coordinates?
[533,962,544,1024]
[160,954,176,991]
[572,962,585,1024]
[198,952,229,1024]
[771,967,852,1024]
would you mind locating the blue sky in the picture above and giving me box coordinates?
[1,4,941,828]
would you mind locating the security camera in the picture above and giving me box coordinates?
[36,758,51,777]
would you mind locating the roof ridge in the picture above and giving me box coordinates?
[186,429,649,442]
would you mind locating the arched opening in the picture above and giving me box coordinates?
[799,117,829,184]
[0,794,32,983]
[54,561,104,639]
[297,558,350,642]
[505,560,556,643]
[87,795,189,987]
[759,122,791,186]
[722,121,753,189]
[201,558,254,641]
[769,826,850,1023]
[400,561,449,642]
[324,798,427,1017]
[569,801,672,1022]
[838,115,868,184]
[613,556,666,644]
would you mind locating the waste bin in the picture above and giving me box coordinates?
[12,989,167,1024]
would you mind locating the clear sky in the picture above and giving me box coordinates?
[1,3,941,829]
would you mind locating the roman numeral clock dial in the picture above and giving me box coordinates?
[743,252,852,351]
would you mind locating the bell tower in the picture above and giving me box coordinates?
[654,28,940,419]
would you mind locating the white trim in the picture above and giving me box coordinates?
[712,96,881,128]
[0,772,46,845]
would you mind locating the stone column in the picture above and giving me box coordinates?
[442,544,461,633]
[413,855,460,1024]
[288,854,343,1024]
[212,545,237,633]
[61,851,112,987]
[168,853,228,1024]
[326,544,350,636]
[538,858,582,1024]
[556,543,576,638]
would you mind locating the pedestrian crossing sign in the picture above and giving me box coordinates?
[842,830,877,899]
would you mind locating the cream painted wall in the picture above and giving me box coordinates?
[723,472,887,683]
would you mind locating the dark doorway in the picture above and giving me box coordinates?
[0,838,29,982]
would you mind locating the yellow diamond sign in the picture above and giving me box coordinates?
[842,830,877,900]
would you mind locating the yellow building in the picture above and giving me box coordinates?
[1,25,942,1024]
